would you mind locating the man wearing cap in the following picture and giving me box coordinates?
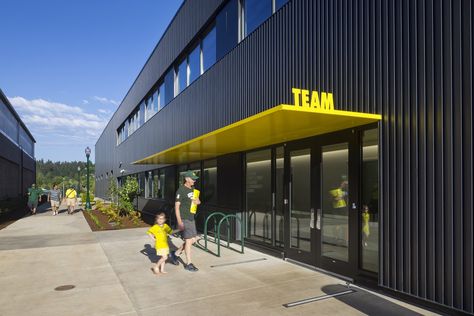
[171,170,201,271]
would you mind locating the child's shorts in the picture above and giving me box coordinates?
[156,248,169,256]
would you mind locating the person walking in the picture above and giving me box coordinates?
[27,183,42,215]
[147,213,179,275]
[170,171,201,272]
[64,185,77,215]
[48,184,62,216]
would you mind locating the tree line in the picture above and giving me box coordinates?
[36,159,95,193]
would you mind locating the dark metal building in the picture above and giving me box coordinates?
[0,89,36,200]
[95,0,473,314]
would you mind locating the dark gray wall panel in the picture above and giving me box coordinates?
[95,0,473,313]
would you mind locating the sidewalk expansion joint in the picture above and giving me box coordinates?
[210,257,267,268]
[283,289,356,308]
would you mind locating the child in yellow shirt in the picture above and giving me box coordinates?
[147,213,177,274]
[361,205,370,247]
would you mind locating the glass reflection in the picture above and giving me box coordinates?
[361,129,379,272]
[246,149,272,244]
[321,143,349,262]
[275,147,284,248]
[289,149,311,252]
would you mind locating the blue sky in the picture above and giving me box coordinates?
[0,0,183,162]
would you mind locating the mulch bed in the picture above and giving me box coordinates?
[82,207,153,231]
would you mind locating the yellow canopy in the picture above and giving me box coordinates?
[134,104,381,165]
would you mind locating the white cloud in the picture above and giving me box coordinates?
[9,96,109,143]
[93,96,119,105]
[98,108,111,114]
[82,99,89,104]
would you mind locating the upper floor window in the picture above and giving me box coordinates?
[217,0,239,60]
[177,58,187,94]
[188,44,201,85]
[244,0,272,36]
[153,90,159,112]
[202,26,216,73]
[275,0,290,11]
[159,82,165,110]
[164,68,174,106]
[0,100,19,144]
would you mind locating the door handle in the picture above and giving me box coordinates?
[310,208,315,229]
[316,208,321,230]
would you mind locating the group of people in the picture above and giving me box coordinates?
[147,170,201,274]
[27,183,79,216]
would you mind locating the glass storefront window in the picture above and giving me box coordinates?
[244,0,272,36]
[138,173,145,197]
[202,27,216,73]
[361,129,379,273]
[188,44,201,85]
[158,171,166,199]
[321,143,349,262]
[177,59,187,94]
[203,159,217,205]
[289,148,311,252]
[275,147,284,248]
[216,0,238,60]
[146,171,153,198]
[246,149,272,245]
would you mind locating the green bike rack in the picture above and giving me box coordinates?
[204,212,227,252]
[216,214,244,257]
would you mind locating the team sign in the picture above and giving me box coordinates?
[292,88,334,111]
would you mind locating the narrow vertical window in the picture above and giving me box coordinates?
[164,68,174,105]
[153,90,159,112]
[216,0,239,60]
[177,59,187,94]
[275,0,289,11]
[244,0,272,36]
[159,82,165,110]
[202,27,216,73]
[188,44,200,84]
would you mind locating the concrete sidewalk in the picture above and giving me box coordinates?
[0,203,440,316]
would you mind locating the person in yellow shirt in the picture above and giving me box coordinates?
[147,213,178,275]
[64,186,77,215]
[361,205,370,247]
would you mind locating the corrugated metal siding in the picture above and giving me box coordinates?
[95,0,473,313]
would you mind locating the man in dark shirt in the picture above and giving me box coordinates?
[27,183,42,215]
[171,170,201,271]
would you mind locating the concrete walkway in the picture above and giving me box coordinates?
[0,203,441,316]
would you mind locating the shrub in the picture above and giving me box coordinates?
[117,176,140,215]
[81,192,95,204]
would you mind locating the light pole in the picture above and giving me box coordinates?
[77,166,81,194]
[85,147,92,209]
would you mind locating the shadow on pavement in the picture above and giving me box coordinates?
[140,244,159,263]
[321,284,426,316]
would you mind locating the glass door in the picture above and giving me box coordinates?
[284,142,316,265]
[317,131,359,275]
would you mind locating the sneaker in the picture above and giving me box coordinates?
[184,263,198,272]
[169,251,179,265]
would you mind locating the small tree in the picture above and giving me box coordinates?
[118,176,140,215]
[108,178,119,204]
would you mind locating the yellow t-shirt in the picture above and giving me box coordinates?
[147,224,172,249]
[65,188,77,198]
